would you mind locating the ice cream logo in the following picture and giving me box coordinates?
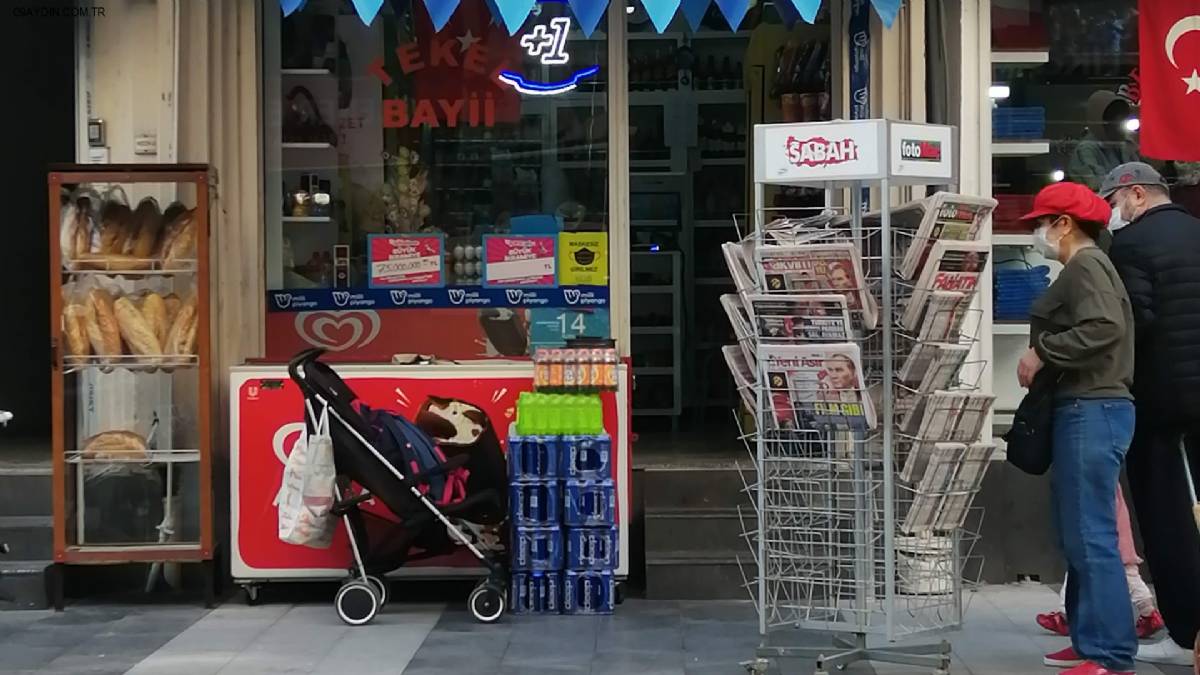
[564,289,582,305]
[332,291,352,308]
[272,422,307,465]
[785,136,860,168]
[390,289,409,306]
[294,311,382,352]
[273,293,293,309]
[448,288,467,305]
[506,289,526,304]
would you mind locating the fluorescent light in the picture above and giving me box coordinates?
[989,84,1011,100]
[1124,117,1140,132]
[626,4,635,12]
[1051,169,1065,182]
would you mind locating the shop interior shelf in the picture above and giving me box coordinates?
[695,277,734,286]
[632,408,678,416]
[631,219,679,228]
[991,141,1050,156]
[694,219,737,229]
[699,156,746,167]
[62,355,200,375]
[991,50,1050,65]
[993,322,1031,336]
[63,259,198,275]
[65,449,202,465]
[281,216,332,223]
[993,233,1033,246]
[631,285,676,294]
[280,68,333,76]
[632,327,674,335]
[637,367,676,375]
[281,142,334,149]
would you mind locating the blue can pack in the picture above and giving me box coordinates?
[562,569,615,615]
[510,481,562,526]
[510,571,562,614]
[565,526,618,570]
[508,436,561,480]
[560,435,612,480]
[511,525,564,571]
[563,480,615,527]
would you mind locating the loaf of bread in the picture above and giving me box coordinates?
[130,198,161,258]
[81,430,147,460]
[62,303,92,359]
[85,288,121,356]
[165,296,198,355]
[163,293,182,327]
[160,210,196,268]
[72,253,154,271]
[141,293,169,346]
[114,296,162,356]
[98,201,133,254]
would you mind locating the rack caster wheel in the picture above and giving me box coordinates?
[364,575,388,606]
[243,584,261,606]
[335,581,380,626]
[468,581,505,623]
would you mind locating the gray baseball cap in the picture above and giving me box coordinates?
[1099,162,1169,198]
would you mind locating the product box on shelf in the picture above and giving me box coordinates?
[560,435,612,480]
[511,525,564,572]
[508,435,562,481]
[511,571,563,614]
[563,569,616,615]
[510,481,563,526]
[564,479,616,527]
[565,526,618,570]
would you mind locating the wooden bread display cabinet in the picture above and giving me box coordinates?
[47,164,214,608]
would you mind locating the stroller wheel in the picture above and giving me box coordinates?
[365,575,388,606]
[335,581,380,626]
[468,582,505,623]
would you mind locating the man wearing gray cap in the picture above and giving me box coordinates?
[1101,161,1200,666]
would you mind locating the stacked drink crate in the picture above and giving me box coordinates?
[508,343,619,615]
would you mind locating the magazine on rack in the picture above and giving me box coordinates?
[935,444,996,531]
[896,193,996,280]
[898,343,970,393]
[720,294,757,369]
[900,391,995,482]
[722,242,758,294]
[760,212,846,246]
[722,345,757,413]
[901,240,990,332]
[756,242,879,330]
[902,442,995,535]
[917,290,974,342]
[747,294,853,342]
[761,343,876,431]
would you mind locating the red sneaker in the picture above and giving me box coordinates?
[1060,662,1133,675]
[1044,646,1085,668]
[1038,611,1070,637]
[1136,609,1165,639]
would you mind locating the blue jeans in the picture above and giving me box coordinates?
[1052,398,1137,671]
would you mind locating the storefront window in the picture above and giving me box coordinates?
[264,0,609,360]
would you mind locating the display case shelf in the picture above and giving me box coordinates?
[992,141,1050,156]
[281,216,332,224]
[280,68,333,76]
[993,233,1033,246]
[281,142,334,149]
[994,322,1031,335]
[991,50,1050,64]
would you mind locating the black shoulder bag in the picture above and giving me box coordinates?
[1003,366,1063,475]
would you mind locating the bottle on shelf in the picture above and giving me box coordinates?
[719,56,733,89]
[704,55,718,90]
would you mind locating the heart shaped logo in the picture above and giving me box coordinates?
[272,422,307,466]
[295,311,382,352]
[564,289,582,305]
[390,289,409,305]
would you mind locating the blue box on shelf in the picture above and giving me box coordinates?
[563,479,616,527]
[509,481,562,526]
[566,526,618,570]
[562,570,615,615]
[511,525,564,571]
[560,435,612,480]
[508,436,561,481]
[510,571,562,614]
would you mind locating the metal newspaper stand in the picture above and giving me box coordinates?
[735,121,994,674]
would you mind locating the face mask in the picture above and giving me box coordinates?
[1033,223,1061,259]
[1108,207,1129,232]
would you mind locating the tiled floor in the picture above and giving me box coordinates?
[0,584,1192,674]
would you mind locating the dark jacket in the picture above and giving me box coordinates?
[1029,247,1134,400]
[1108,203,1200,422]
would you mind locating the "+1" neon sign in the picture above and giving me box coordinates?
[498,16,600,96]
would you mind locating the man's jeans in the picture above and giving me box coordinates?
[1052,398,1137,671]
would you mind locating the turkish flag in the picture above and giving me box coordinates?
[1140,1,1200,160]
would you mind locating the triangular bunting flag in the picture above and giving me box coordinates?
[350,0,385,25]
[773,0,800,27]
[422,0,461,30]
[680,0,708,31]
[280,0,306,17]
[870,0,901,28]
[713,0,750,30]
[789,0,822,23]
[569,0,608,36]
[492,0,537,34]
[641,0,682,33]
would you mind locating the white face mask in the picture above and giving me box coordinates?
[1108,207,1129,232]
[1033,223,1061,259]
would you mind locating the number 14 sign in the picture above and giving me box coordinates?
[529,308,611,348]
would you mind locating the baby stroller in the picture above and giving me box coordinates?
[288,349,508,625]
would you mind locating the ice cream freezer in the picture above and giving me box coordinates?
[228,360,631,589]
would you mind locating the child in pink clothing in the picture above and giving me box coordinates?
[1038,485,1164,638]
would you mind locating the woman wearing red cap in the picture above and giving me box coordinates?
[1018,181,1138,675]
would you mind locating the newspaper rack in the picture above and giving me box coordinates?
[733,120,996,675]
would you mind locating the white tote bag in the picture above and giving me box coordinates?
[275,400,337,548]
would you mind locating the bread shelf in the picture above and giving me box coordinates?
[281,216,332,223]
[281,142,334,149]
[62,259,198,276]
[62,355,200,375]
[64,449,202,465]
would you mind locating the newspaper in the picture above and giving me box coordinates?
[901,240,990,332]
[916,290,973,342]
[747,294,852,342]
[722,345,757,413]
[902,442,994,534]
[761,343,876,431]
[934,443,996,531]
[720,294,758,370]
[722,242,758,294]
[896,193,996,280]
[900,392,995,482]
[756,242,879,330]
[898,343,969,393]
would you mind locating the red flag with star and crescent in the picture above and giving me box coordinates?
[1140,0,1200,160]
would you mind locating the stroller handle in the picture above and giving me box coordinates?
[287,348,327,384]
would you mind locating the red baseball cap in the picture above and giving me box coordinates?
[1019,182,1112,227]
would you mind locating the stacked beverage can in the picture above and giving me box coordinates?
[508,434,563,614]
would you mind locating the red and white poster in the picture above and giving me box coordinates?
[1140,0,1200,160]
[368,234,445,287]
[229,362,630,581]
[483,235,557,287]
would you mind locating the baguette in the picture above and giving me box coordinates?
[113,296,162,356]
[62,303,92,359]
[130,198,161,258]
[85,289,122,357]
[81,430,147,460]
[165,296,198,355]
[98,201,133,254]
[161,211,196,268]
[163,293,182,327]
[141,293,169,346]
